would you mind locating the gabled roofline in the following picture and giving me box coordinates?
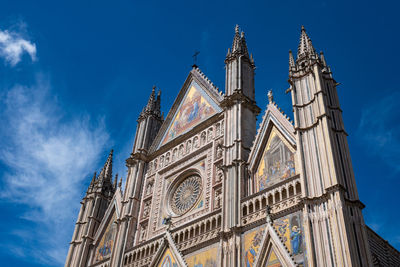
[92,189,123,244]
[248,101,295,171]
[149,231,188,267]
[253,220,297,267]
[149,67,224,153]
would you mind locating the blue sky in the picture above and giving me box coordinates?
[0,0,399,266]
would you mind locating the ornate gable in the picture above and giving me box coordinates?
[92,190,122,264]
[150,231,187,267]
[248,98,296,193]
[253,221,296,267]
[151,67,223,151]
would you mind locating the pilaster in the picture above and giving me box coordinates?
[289,26,372,266]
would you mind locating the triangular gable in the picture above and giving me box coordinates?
[94,212,117,262]
[151,67,223,151]
[266,248,284,267]
[92,190,123,263]
[248,101,296,192]
[150,231,187,267]
[253,222,296,267]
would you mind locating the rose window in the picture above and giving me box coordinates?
[170,175,202,215]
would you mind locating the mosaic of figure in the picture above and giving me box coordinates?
[273,212,307,265]
[185,245,218,267]
[158,248,178,267]
[242,226,265,267]
[162,83,217,145]
[256,130,295,191]
[95,213,117,262]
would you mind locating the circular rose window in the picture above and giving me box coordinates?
[170,175,202,215]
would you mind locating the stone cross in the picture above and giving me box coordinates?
[192,51,200,67]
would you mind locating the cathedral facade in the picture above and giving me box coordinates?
[65,26,400,267]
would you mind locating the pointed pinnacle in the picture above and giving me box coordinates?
[320,51,327,66]
[91,171,97,183]
[118,176,122,188]
[230,24,250,59]
[289,50,295,67]
[113,173,118,189]
[268,90,274,103]
[297,25,316,59]
[99,149,113,183]
[88,171,97,192]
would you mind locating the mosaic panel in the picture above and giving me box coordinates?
[161,82,218,146]
[266,249,282,267]
[272,211,307,266]
[158,248,178,267]
[242,225,265,267]
[95,212,117,262]
[256,128,296,192]
[185,243,219,267]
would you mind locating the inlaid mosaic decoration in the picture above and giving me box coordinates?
[266,249,283,267]
[242,225,265,267]
[157,248,178,267]
[256,127,296,192]
[272,211,307,266]
[185,243,219,267]
[161,81,220,146]
[95,212,117,262]
[242,211,307,267]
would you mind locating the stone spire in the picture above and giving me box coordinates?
[226,25,250,60]
[113,173,118,190]
[98,149,113,183]
[133,86,163,154]
[139,86,161,119]
[297,25,316,60]
[118,176,122,188]
[87,171,97,193]
[289,50,295,68]
[95,149,115,196]
[320,51,327,67]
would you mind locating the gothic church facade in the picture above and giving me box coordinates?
[65,26,400,267]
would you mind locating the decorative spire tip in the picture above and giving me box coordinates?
[268,90,274,103]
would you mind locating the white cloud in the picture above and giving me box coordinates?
[0,29,36,66]
[0,75,110,265]
[358,91,400,173]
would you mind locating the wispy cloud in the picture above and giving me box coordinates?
[0,75,110,265]
[358,91,400,173]
[0,28,36,66]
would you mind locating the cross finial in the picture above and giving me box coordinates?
[192,51,200,68]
